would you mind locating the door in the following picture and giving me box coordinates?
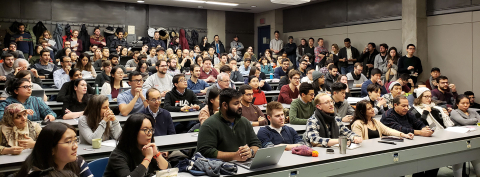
[257,25,270,57]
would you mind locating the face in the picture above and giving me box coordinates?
[36,46,44,54]
[300,61,308,70]
[380,46,386,53]
[232,48,236,54]
[394,99,410,116]
[208,48,214,54]
[344,41,351,48]
[366,103,376,118]
[221,56,228,64]
[371,74,382,82]
[309,39,314,46]
[340,76,348,84]
[458,98,471,111]
[74,80,88,95]
[214,36,219,42]
[318,95,335,114]
[18,25,25,32]
[192,66,201,78]
[64,41,71,48]
[229,60,237,70]
[301,40,306,45]
[71,71,82,80]
[176,76,188,89]
[391,85,403,97]
[129,75,144,88]
[111,57,119,65]
[438,79,449,90]
[13,111,28,129]
[407,46,416,55]
[142,45,148,52]
[157,61,168,74]
[224,97,242,118]
[81,57,89,66]
[140,63,147,73]
[43,32,50,39]
[303,90,315,102]
[242,89,254,103]
[248,47,253,53]
[333,89,346,102]
[195,47,200,53]
[95,49,102,57]
[307,70,314,80]
[175,38,179,43]
[190,50,194,57]
[421,91,432,105]
[367,44,374,52]
[274,32,279,39]
[4,56,14,68]
[218,75,230,89]
[354,65,363,74]
[244,61,251,67]
[265,51,270,57]
[147,90,162,109]
[104,64,112,74]
[118,32,124,39]
[65,48,72,57]
[431,71,440,79]
[70,52,78,61]
[41,42,48,48]
[53,129,78,168]
[282,62,289,70]
[329,68,338,76]
[268,109,285,128]
[122,48,129,55]
[137,119,153,146]
[169,59,177,69]
[196,58,203,65]
[94,29,100,36]
[73,31,79,38]
[318,39,324,46]
[211,95,220,109]
[468,95,475,104]
[389,49,396,57]
[369,89,381,100]
[102,49,109,57]
[41,52,50,62]
[114,68,124,80]
[290,74,300,86]
[154,32,159,39]
[9,44,16,51]
[99,100,110,118]
[261,58,267,64]
[255,63,261,70]
[318,76,325,85]
[61,57,72,69]
[18,61,28,71]
[15,81,32,97]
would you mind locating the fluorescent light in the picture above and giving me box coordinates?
[175,0,205,3]
[251,5,256,8]
[205,1,238,6]
[137,0,144,3]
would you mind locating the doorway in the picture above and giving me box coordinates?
[257,25,270,57]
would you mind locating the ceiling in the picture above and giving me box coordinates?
[104,0,293,13]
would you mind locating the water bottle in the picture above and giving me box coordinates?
[95,84,99,95]
[269,73,273,79]
[339,136,347,154]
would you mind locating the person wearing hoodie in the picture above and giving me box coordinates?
[109,29,129,53]
[230,35,244,57]
[210,35,225,55]
[359,42,379,78]
[324,64,339,90]
[10,23,33,59]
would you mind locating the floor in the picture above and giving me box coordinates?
[405,165,478,177]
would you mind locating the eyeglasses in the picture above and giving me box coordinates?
[149,98,162,102]
[58,138,79,146]
[320,100,335,105]
[141,128,154,135]
[19,85,33,89]
[179,79,187,82]
[131,80,143,83]
[292,77,300,80]
[307,93,315,97]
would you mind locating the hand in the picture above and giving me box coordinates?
[0,76,6,81]
[45,115,55,121]
[387,63,392,68]
[101,42,106,46]
[14,66,22,75]
[18,134,35,149]
[26,109,34,116]
[401,133,414,140]
[423,106,431,112]
[408,79,414,85]
[259,80,265,87]
[180,105,191,112]
[377,97,387,106]
[30,68,39,78]
[200,89,207,93]
[238,145,252,160]
[28,55,32,59]
[65,66,71,74]
[366,64,374,68]
[442,108,449,115]
[353,136,363,144]
[447,107,453,113]
[258,116,266,123]
[9,146,24,155]
[420,127,433,137]
[141,146,154,159]
[161,91,167,97]
[449,84,457,92]
[2,48,7,51]
[65,108,71,114]
[407,66,414,70]
[134,88,143,98]
[192,104,200,110]
[340,58,346,62]
[342,115,353,122]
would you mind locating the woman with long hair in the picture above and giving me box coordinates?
[199,36,210,52]
[169,36,181,52]
[136,60,150,80]
[104,113,169,176]
[68,30,83,55]
[382,47,399,82]
[198,87,220,124]
[409,87,455,129]
[78,95,122,144]
[0,70,47,101]
[248,75,267,105]
[92,48,102,62]
[62,79,92,120]
[259,56,274,75]
[75,53,96,79]
[95,60,112,87]
[16,122,92,177]
[101,66,127,100]
[351,100,414,140]
[264,49,275,66]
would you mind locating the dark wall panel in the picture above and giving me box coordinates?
[0,0,20,19]
[20,0,52,20]
[52,1,126,24]
[283,0,348,32]
[225,11,254,52]
[149,5,207,29]
[427,0,471,11]
[125,4,148,38]
[347,0,401,21]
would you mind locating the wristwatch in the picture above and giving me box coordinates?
[250,148,255,158]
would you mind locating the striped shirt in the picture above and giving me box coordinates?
[0,96,57,121]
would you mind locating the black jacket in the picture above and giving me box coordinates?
[110,37,129,53]
[79,24,90,53]
[32,21,47,44]
[359,49,379,78]
[337,47,360,68]
[285,42,297,56]
[210,41,225,54]
[190,30,199,49]
[199,42,211,52]
[230,70,244,82]
[95,71,111,87]
[104,148,162,177]
[163,87,203,112]
[56,81,95,102]
[324,73,338,90]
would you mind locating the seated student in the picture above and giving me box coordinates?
[0,103,41,155]
[426,67,441,90]
[1,70,47,101]
[0,78,56,121]
[259,56,274,76]
[78,95,122,144]
[53,56,72,89]
[199,57,219,83]
[75,53,96,79]
[17,122,92,177]
[312,71,329,95]
[6,58,42,86]
[205,73,232,97]
[104,113,169,177]
[199,87,221,125]
[346,62,368,88]
[252,61,267,80]
[465,91,480,109]
[384,73,413,94]
[382,82,403,109]
[54,47,72,64]
[247,75,267,105]
[118,72,148,116]
[93,47,110,71]
[0,53,14,78]
[214,53,228,73]
[143,60,174,97]
[324,64,339,89]
[303,93,363,147]
[297,59,308,78]
[245,66,272,91]
[410,87,455,129]
[336,74,352,99]
[196,88,261,161]
[238,58,252,76]
[136,60,151,80]
[361,68,387,97]
[166,58,180,77]
[274,59,290,79]
[331,82,355,122]
[351,100,414,140]
[277,68,291,89]
[228,59,244,82]
[289,83,316,125]
[408,81,427,106]
[257,101,304,150]
[239,85,268,126]
[110,53,127,74]
[141,88,175,136]
[278,70,301,104]
[432,75,458,110]
[362,84,388,115]
[101,66,128,100]
[380,96,433,136]
[95,60,112,87]
[57,68,95,102]
[62,79,92,120]
[301,68,315,84]
[188,64,210,94]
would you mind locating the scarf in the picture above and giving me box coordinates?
[1,123,30,147]
[350,70,361,80]
[413,103,454,129]
[314,109,340,139]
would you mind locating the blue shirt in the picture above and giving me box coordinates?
[0,96,57,121]
[273,67,287,79]
[360,80,387,97]
[257,126,303,148]
[141,106,176,136]
[238,65,250,75]
[188,78,210,94]
[53,68,70,89]
[117,89,148,115]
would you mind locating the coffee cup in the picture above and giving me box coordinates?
[92,138,102,149]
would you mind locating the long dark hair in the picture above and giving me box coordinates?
[207,87,221,116]
[351,100,373,128]
[68,79,90,103]
[75,53,93,71]
[17,122,80,177]
[108,66,124,91]
[386,47,399,65]
[249,65,258,77]
[135,60,148,74]
[116,113,155,153]
[84,95,111,138]
[6,78,30,98]
[454,94,469,109]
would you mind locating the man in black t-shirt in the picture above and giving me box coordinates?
[397,44,423,84]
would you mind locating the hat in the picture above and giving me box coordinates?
[4,103,27,122]
[312,71,324,82]
[414,87,430,97]
[431,67,440,72]
[388,81,401,92]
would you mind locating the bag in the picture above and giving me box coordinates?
[156,168,179,177]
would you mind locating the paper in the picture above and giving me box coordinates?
[48,40,56,47]
[445,127,473,133]
[102,140,117,147]
[70,41,77,48]
[128,25,135,34]
[81,70,93,79]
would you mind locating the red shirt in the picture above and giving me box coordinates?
[253,89,267,105]
[278,85,299,104]
[199,67,219,82]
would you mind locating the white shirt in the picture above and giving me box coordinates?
[346,47,353,64]
[270,125,282,134]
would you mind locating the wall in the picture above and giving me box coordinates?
[225,11,254,53]
[254,10,281,55]
[207,10,225,48]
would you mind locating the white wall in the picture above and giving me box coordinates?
[207,10,226,44]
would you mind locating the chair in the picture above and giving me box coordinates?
[88,157,109,177]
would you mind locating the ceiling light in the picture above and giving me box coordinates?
[198,6,204,8]
[251,5,256,8]
[205,1,238,6]
[137,0,144,2]
[175,0,206,3]
[271,0,309,5]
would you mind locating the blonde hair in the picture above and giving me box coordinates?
[314,93,328,106]
[166,48,174,55]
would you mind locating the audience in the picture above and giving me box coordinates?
[118,72,148,116]
[198,87,221,125]
[338,38,360,74]
[141,88,175,136]
[187,64,210,94]
[90,27,106,48]
[53,56,72,89]
[381,47,399,82]
[93,47,110,71]
[324,64,339,89]
[274,59,290,79]
[346,62,368,88]
[385,73,412,94]
[464,91,480,109]
[11,23,33,59]
[166,58,181,77]
[78,95,121,144]
[431,75,458,110]
[57,68,94,102]
[75,53,96,79]
[2,42,25,59]
[289,83,316,125]
[199,57,218,83]
[361,68,387,97]
[62,79,92,120]
[196,88,261,161]
[380,96,433,136]
[163,74,202,112]
[301,68,315,84]
[410,87,455,130]
[228,59,244,82]
[7,58,42,86]
[278,70,301,104]
[359,42,379,78]
[331,82,355,122]
[270,31,283,59]
[1,70,47,101]
[304,38,315,64]
[32,49,58,79]
[362,84,388,115]
[239,85,268,126]
[101,66,127,100]
[450,94,480,126]
[373,43,388,70]
[426,67,441,90]
[336,74,352,99]
[259,56,274,76]
[398,44,423,84]
[214,53,228,73]
[143,60,173,97]
[109,28,129,53]
[246,66,271,91]
[238,58,251,75]
[247,75,267,105]
[206,73,232,96]
[297,59,308,78]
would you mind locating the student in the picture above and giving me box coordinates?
[278,70,301,104]
[426,67,440,90]
[303,93,363,147]
[199,57,219,83]
[100,66,127,99]
[95,60,112,87]
[346,62,368,88]
[324,64,339,89]
[11,23,33,58]
[166,58,181,77]
[75,53,96,79]
[312,71,328,95]
[136,60,150,80]
[362,84,388,115]
[196,88,261,161]
[141,88,175,136]
[118,72,148,116]
[331,82,355,122]
[380,96,433,136]
[360,68,387,97]
[289,83,316,125]
[297,59,308,78]
[247,76,267,105]
[1,70,47,101]
[410,87,455,129]
[359,42,379,78]
[335,74,352,99]
[351,100,414,140]
[104,113,169,177]
[246,66,271,91]
[304,38,315,65]
[93,48,110,71]
[207,47,220,65]
[337,38,360,74]
[205,73,232,97]
[382,82,403,109]
[319,55,332,75]
[219,65,238,89]
[380,47,399,82]
[238,58,251,76]
[0,103,41,155]
[0,78,56,121]
[259,56,274,75]
[17,122,92,177]
[257,101,304,150]
[384,73,413,94]
[163,74,202,112]
[0,53,14,77]
[432,75,458,110]
[214,53,229,73]
[239,85,267,126]
[450,94,480,125]
[149,31,166,49]
[398,44,423,84]
[465,91,480,109]
[199,87,221,125]
[57,68,94,102]
[211,35,226,56]
[78,95,121,144]
[228,59,244,82]
[32,49,57,79]
[187,64,209,94]
[143,60,174,97]
[53,56,72,89]
[274,59,290,79]
[62,79,92,120]
[301,68,315,84]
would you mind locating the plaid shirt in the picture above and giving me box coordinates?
[314,46,328,63]
[302,114,358,147]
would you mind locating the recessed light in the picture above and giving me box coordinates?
[175,0,205,3]
[137,0,144,3]
[251,5,256,7]
[205,1,238,6]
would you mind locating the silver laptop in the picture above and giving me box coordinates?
[31,90,44,98]
[346,80,354,88]
[234,145,286,170]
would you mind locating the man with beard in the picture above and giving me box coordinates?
[239,85,267,126]
[126,52,142,71]
[143,60,173,97]
[432,75,458,111]
[324,64,339,89]
[109,54,127,74]
[346,63,368,88]
[166,58,180,77]
[187,64,209,94]
[359,42,379,78]
[199,57,218,83]
[373,43,389,71]
[0,54,15,80]
[109,29,129,53]
[303,93,363,147]
[274,59,290,79]
[11,23,33,59]
[197,88,261,161]
[53,56,72,89]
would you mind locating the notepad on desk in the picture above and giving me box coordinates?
[102,140,117,147]
[445,127,476,133]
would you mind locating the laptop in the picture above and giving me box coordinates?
[347,80,354,88]
[31,90,44,98]
[233,145,286,170]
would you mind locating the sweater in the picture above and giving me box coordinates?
[360,80,387,97]
[240,102,267,126]
[163,88,202,112]
[104,148,162,177]
[95,71,111,87]
[141,106,176,136]
[230,70,244,82]
[142,73,174,93]
[351,119,403,140]
[0,96,56,121]
[101,82,128,98]
[450,109,480,125]
[333,98,355,118]
[397,55,423,82]
[380,108,426,134]
[273,67,287,79]
[196,112,262,158]
[252,89,267,105]
[278,85,298,104]
[346,72,368,86]
[11,33,34,56]
[257,125,303,148]
[199,68,219,81]
[78,116,122,144]
[431,89,458,109]
[289,98,315,125]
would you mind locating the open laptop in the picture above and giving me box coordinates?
[233,145,286,170]
[31,90,44,98]
[347,80,354,88]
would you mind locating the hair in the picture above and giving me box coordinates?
[75,53,93,71]
[328,64,338,71]
[351,100,373,126]
[59,56,70,63]
[6,78,30,98]
[413,90,431,106]
[172,74,185,88]
[436,75,448,83]
[203,57,212,64]
[344,38,351,43]
[465,91,475,96]
[34,46,43,56]
[331,82,347,94]
[266,101,284,117]
[248,75,258,84]
[385,47,399,65]
[314,93,328,105]
[17,122,80,177]
[190,64,200,72]
[455,94,470,109]
[219,88,242,110]
[336,74,346,82]
[288,70,301,79]
[368,42,376,49]
[217,73,229,82]
[109,66,125,89]
[204,87,220,116]
[239,84,253,95]
[102,60,112,68]
[299,82,314,96]
[83,95,111,138]
[399,73,410,81]
[274,30,280,35]
[40,49,50,56]
[393,95,408,106]
[145,88,160,100]
[407,44,416,49]
[68,68,81,79]
[308,37,314,42]
[379,43,389,50]
[331,44,339,53]
[128,71,142,82]
[219,65,231,73]
[138,54,147,60]
[248,65,259,77]
[195,55,203,65]
[116,113,155,154]
[109,54,119,60]
[370,68,382,76]
[13,59,29,71]
[2,53,13,60]
[244,58,252,64]
[135,60,148,73]
[367,84,382,93]
[15,70,31,80]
